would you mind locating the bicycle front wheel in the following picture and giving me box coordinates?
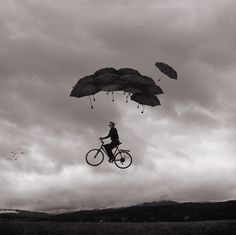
[86,149,104,166]
[115,151,132,169]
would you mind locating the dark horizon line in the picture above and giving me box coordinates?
[1,199,236,215]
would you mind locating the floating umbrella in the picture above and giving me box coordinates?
[155,62,177,79]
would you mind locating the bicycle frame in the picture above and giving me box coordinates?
[86,139,132,169]
[98,140,122,158]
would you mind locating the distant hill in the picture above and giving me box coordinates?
[0,209,49,220]
[49,200,236,222]
[1,200,236,222]
[138,200,179,207]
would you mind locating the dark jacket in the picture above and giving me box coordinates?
[106,127,119,143]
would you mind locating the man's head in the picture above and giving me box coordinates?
[109,121,115,128]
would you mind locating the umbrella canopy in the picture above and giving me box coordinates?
[143,76,159,86]
[70,81,99,98]
[155,62,177,79]
[143,84,163,95]
[94,74,125,92]
[123,85,143,94]
[94,74,119,83]
[142,76,164,94]
[119,74,147,86]
[72,75,94,88]
[98,83,124,92]
[117,68,141,76]
[131,93,161,106]
[94,67,118,76]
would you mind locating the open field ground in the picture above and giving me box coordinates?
[0,220,236,235]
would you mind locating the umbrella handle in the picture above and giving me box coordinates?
[112,91,114,102]
[141,105,145,113]
[89,96,94,109]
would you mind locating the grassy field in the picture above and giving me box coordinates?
[0,220,236,235]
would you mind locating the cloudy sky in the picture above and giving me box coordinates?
[1,0,236,213]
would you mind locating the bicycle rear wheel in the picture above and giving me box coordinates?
[115,151,132,169]
[86,149,104,166]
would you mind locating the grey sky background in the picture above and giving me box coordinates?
[0,0,236,213]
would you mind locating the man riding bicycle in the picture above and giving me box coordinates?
[99,121,120,163]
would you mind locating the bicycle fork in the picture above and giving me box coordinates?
[94,148,102,158]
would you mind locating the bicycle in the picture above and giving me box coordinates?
[86,139,132,169]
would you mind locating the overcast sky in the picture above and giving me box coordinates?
[1,0,236,213]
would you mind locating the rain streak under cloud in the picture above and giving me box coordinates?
[0,0,236,213]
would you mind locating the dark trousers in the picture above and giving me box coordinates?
[104,141,118,159]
